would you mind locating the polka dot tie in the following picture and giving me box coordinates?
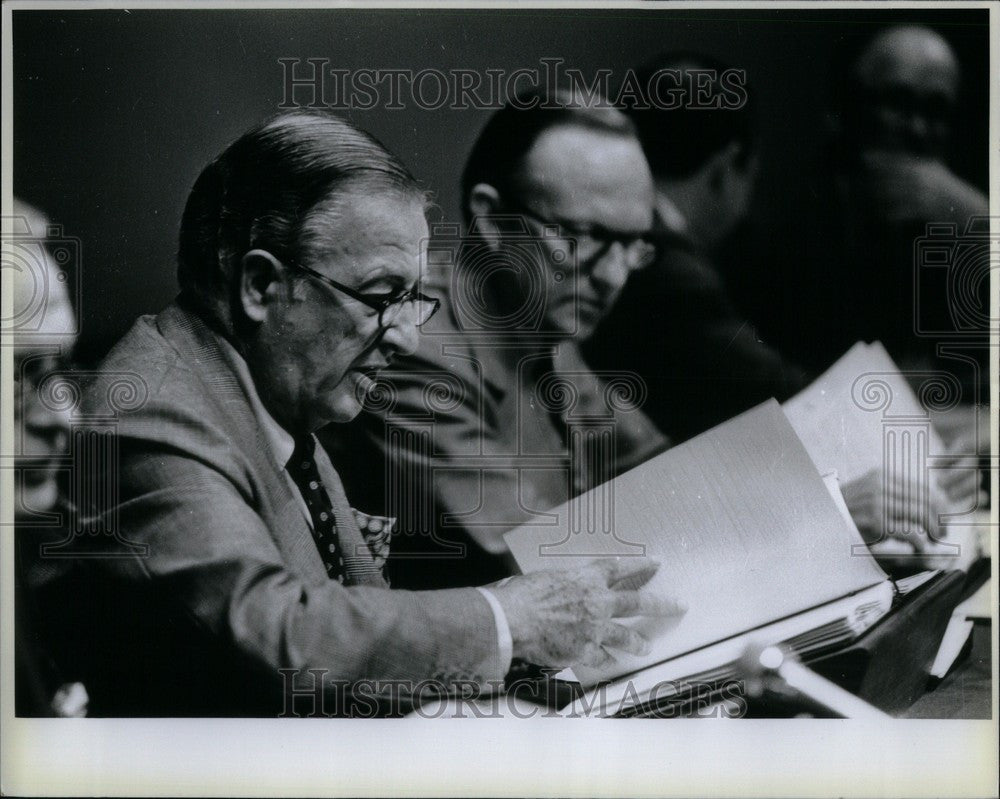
[288,435,346,583]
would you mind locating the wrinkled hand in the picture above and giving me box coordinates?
[841,467,951,552]
[491,558,686,670]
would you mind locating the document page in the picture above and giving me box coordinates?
[504,400,888,685]
[783,341,949,484]
[784,341,980,567]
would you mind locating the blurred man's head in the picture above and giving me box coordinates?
[624,53,758,253]
[843,25,960,158]
[461,87,655,340]
[178,111,434,431]
[10,199,77,518]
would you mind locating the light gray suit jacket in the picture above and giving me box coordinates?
[52,300,503,716]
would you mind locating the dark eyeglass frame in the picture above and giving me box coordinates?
[283,259,441,330]
[501,199,657,272]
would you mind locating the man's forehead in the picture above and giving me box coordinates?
[303,191,429,276]
[10,252,78,347]
[857,28,959,95]
[517,125,654,225]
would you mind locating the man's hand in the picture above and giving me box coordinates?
[933,404,989,507]
[490,558,686,670]
[936,449,985,508]
[841,467,951,552]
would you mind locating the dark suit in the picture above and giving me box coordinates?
[584,225,808,444]
[26,300,503,716]
[759,148,989,400]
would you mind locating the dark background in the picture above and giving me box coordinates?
[13,8,990,365]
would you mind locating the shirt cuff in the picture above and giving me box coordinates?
[476,587,513,677]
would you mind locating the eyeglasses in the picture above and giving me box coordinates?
[284,260,441,331]
[503,200,658,273]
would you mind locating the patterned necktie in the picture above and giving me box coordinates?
[288,435,347,583]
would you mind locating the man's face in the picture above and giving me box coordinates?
[249,190,428,431]
[854,27,960,157]
[506,126,655,339]
[12,254,77,519]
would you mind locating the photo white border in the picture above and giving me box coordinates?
[2,2,997,796]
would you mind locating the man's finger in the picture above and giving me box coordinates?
[887,523,928,553]
[939,469,979,503]
[883,491,928,529]
[611,590,687,618]
[600,622,652,657]
[579,645,617,670]
[593,556,660,588]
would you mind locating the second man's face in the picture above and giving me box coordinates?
[508,126,655,340]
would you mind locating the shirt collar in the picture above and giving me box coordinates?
[215,334,297,471]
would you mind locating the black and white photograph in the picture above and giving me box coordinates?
[2,2,996,796]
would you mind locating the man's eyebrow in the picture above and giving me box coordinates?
[357,271,409,293]
[584,221,651,240]
[550,214,648,239]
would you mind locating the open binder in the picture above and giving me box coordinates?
[504,400,894,695]
[503,343,977,715]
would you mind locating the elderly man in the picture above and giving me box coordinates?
[326,89,668,589]
[21,112,682,717]
[10,199,88,717]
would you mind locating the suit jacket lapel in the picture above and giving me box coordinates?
[154,303,329,583]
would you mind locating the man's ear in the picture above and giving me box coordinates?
[467,183,504,248]
[706,140,743,193]
[239,249,286,323]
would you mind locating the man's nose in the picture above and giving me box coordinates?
[380,310,420,358]
[588,242,631,297]
[22,395,71,454]
[907,113,931,148]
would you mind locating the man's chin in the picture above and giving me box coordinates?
[549,303,604,341]
[574,318,600,341]
[325,396,365,424]
[561,315,598,341]
[323,376,377,424]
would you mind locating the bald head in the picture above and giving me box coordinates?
[848,25,960,157]
[855,26,959,99]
